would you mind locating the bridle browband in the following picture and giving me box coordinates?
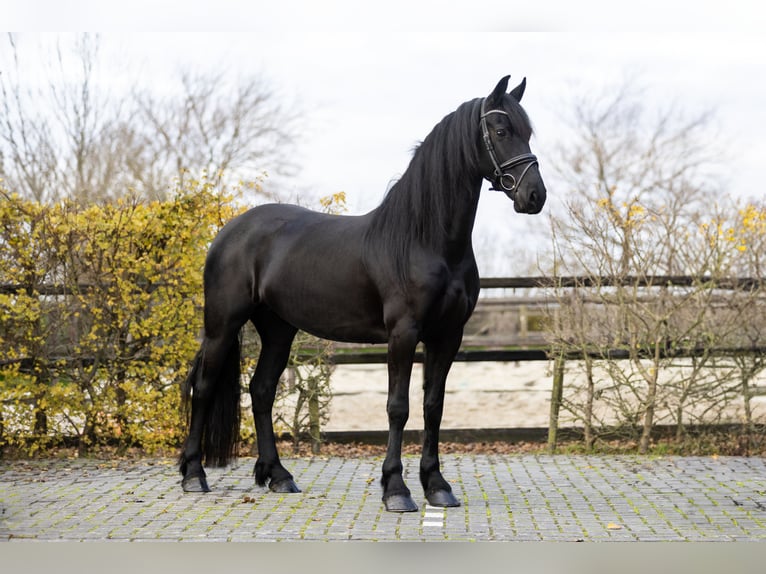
[479,98,538,195]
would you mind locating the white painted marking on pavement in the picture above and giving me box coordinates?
[423,505,445,528]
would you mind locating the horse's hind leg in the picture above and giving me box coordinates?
[180,328,243,492]
[180,276,252,493]
[249,307,300,493]
[420,332,462,507]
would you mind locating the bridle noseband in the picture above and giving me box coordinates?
[480,99,538,196]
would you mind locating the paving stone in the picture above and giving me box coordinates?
[2,455,766,541]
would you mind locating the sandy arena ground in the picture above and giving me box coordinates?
[324,361,556,431]
[320,360,766,432]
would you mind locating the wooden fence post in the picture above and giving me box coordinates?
[308,384,321,455]
[519,304,528,344]
[548,354,566,452]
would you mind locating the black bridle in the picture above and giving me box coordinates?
[480,99,538,195]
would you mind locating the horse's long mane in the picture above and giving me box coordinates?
[364,98,483,284]
[364,95,532,285]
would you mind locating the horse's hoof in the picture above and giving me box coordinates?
[384,494,419,513]
[182,473,210,493]
[269,478,301,493]
[426,489,461,507]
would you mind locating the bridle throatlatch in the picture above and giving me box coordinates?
[479,99,538,196]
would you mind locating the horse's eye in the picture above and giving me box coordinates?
[495,129,507,138]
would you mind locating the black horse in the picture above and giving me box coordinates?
[179,76,547,512]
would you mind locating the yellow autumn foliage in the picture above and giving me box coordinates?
[0,177,245,453]
[699,203,766,276]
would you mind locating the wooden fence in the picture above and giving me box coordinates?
[2,276,765,451]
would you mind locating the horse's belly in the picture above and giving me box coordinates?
[274,300,388,344]
[260,272,387,344]
[302,320,388,345]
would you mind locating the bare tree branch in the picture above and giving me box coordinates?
[0,34,300,202]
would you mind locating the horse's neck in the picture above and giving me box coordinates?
[411,150,483,255]
[369,155,483,259]
[404,113,483,256]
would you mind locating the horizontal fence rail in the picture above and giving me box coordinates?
[480,276,765,289]
[2,275,764,295]
[6,346,766,371]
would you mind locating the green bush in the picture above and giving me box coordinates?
[0,178,241,454]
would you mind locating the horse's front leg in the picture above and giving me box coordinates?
[420,332,463,507]
[381,320,419,512]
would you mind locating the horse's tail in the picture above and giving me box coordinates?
[180,339,242,468]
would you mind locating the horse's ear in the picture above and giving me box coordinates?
[488,75,511,107]
[510,77,526,102]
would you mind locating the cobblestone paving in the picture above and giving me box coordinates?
[2,455,766,541]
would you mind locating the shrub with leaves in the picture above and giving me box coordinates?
[0,177,243,454]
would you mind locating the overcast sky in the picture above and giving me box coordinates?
[3,1,765,273]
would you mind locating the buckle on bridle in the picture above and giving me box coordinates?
[496,173,517,194]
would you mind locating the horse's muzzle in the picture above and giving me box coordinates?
[511,182,546,214]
